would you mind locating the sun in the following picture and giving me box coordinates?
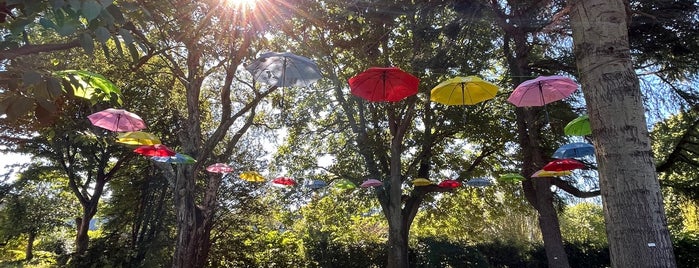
[224,0,258,10]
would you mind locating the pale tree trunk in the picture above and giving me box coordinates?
[570,0,676,267]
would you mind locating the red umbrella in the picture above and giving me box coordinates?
[542,158,585,171]
[133,144,176,157]
[272,177,297,186]
[206,163,234,174]
[438,179,461,189]
[348,67,419,102]
[87,108,147,132]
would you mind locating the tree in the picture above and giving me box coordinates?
[570,0,676,266]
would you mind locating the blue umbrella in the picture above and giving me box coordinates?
[151,153,196,164]
[304,179,327,190]
[466,177,493,187]
[553,143,595,159]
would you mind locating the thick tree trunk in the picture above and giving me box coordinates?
[570,0,676,267]
[172,169,212,268]
[534,178,570,268]
[75,191,101,255]
[25,231,36,261]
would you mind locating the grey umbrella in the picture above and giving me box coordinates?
[246,52,323,87]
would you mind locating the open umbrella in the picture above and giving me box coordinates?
[206,163,234,174]
[543,158,585,171]
[564,115,591,136]
[246,52,323,87]
[553,142,595,159]
[507,75,578,123]
[531,169,572,178]
[349,67,419,102]
[151,153,196,164]
[116,131,161,146]
[499,173,525,183]
[412,178,434,187]
[304,179,327,189]
[88,108,146,132]
[360,179,383,188]
[133,144,176,157]
[334,179,357,190]
[438,179,461,189]
[272,177,297,186]
[430,76,499,105]
[466,177,493,187]
[240,171,265,182]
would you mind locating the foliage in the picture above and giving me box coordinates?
[559,202,607,246]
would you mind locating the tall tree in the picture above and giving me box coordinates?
[570,0,676,266]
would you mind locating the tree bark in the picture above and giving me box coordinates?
[570,0,677,267]
[25,231,36,261]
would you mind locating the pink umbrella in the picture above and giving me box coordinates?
[507,76,578,107]
[542,158,585,171]
[349,67,420,102]
[438,179,461,189]
[87,108,147,132]
[206,163,234,174]
[133,144,176,157]
[360,179,383,188]
[272,177,297,186]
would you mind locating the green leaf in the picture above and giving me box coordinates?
[53,70,122,104]
[80,33,95,54]
[118,28,133,44]
[56,22,78,36]
[39,18,57,30]
[22,71,42,86]
[35,100,58,125]
[46,77,63,98]
[81,0,102,21]
[106,5,125,24]
[0,94,33,120]
[94,26,110,43]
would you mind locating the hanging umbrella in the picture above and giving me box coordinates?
[507,75,578,107]
[88,108,146,132]
[133,144,176,157]
[553,142,595,159]
[349,67,420,102]
[116,131,161,146]
[334,179,357,190]
[499,173,525,183]
[466,177,493,187]
[304,179,327,189]
[412,178,434,187]
[272,177,297,186]
[240,171,266,182]
[543,158,585,171]
[438,179,461,189]
[531,169,572,178]
[246,52,323,87]
[430,76,499,105]
[206,163,234,174]
[151,153,196,164]
[564,115,591,136]
[360,179,383,188]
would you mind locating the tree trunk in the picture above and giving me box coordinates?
[75,195,100,255]
[25,231,36,261]
[570,0,677,267]
[172,169,211,268]
[534,178,570,268]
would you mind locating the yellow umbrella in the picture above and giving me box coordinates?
[240,171,265,182]
[412,178,434,186]
[430,76,499,105]
[116,131,161,146]
[531,169,572,178]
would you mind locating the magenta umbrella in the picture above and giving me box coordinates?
[206,163,234,174]
[360,179,383,188]
[507,75,578,123]
[88,108,146,132]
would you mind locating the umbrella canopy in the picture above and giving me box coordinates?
[564,115,591,136]
[430,76,499,105]
[466,177,493,187]
[360,179,383,188]
[304,179,327,189]
[151,153,196,164]
[88,108,146,132]
[438,179,461,189]
[531,169,572,178]
[272,177,297,186]
[553,142,595,159]
[133,144,176,157]
[507,75,578,107]
[349,67,419,102]
[412,178,434,187]
[240,171,265,182]
[116,131,161,146]
[499,173,525,183]
[206,163,234,174]
[543,158,585,171]
[334,179,357,190]
[245,52,323,87]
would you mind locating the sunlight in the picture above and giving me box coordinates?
[224,0,258,10]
